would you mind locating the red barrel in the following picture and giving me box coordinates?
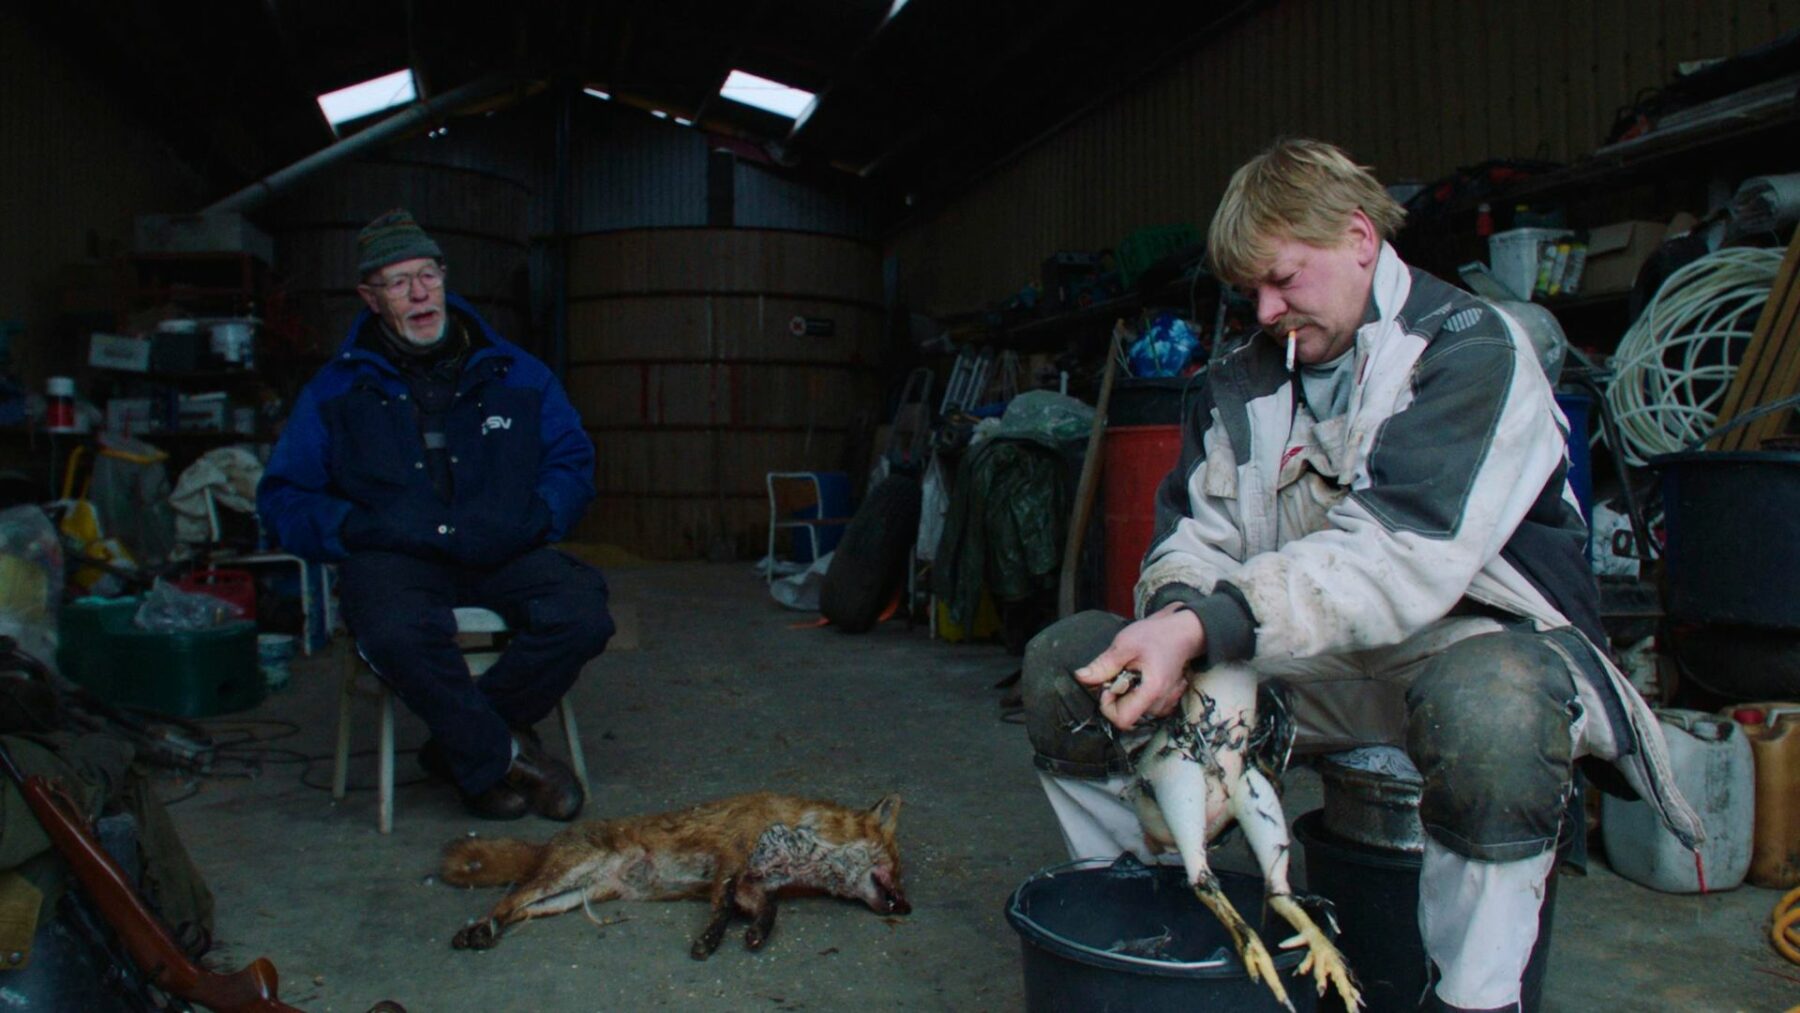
[1102,425,1183,618]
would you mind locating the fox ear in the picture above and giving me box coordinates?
[870,794,902,831]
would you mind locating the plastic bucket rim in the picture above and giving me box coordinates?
[1004,856,1304,978]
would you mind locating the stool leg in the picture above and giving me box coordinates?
[766,492,778,585]
[296,559,313,656]
[332,651,355,800]
[378,689,395,835]
[559,701,591,799]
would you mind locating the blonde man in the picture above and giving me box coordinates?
[1022,139,1698,1012]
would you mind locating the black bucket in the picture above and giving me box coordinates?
[1293,810,1558,1013]
[1653,450,1800,631]
[1005,854,1319,1012]
[1652,450,1800,700]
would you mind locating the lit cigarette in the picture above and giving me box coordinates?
[1285,329,1297,371]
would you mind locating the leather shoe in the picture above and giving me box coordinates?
[460,778,530,821]
[504,740,583,821]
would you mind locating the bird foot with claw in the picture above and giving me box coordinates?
[1270,894,1362,1009]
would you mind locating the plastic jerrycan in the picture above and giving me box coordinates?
[1725,702,1800,889]
[1602,708,1754,893]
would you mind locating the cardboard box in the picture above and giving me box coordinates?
[89,332,152,372]
[1578,220,1667,296]
[177,393,228,432]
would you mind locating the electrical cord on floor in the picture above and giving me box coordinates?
[153,717,431,806]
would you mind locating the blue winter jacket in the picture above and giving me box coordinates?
[257,294,595,565]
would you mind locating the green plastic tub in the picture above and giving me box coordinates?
[58,597,263,717]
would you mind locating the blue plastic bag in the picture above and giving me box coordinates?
[1127,313,1200,377]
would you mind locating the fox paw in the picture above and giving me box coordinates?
[744,926,768,951]
[690,929,725,960]
[451,919,499,950]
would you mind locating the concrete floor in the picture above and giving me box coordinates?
[157,562,1800,1012]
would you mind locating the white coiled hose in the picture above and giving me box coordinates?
[1604,246,1783,465]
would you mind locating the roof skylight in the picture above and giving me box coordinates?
[719,70,815,120]
[317,69,417,132]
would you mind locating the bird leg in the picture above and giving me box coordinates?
[1233,764,1363,1009]
[1189,870,1293,1012]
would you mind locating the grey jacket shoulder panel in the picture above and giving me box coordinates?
[1351,299,1516,540]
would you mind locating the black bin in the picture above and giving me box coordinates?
[1293,810,1558,1013]
[1005,854,1318,1012]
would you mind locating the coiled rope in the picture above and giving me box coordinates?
[1603,247,1783,465]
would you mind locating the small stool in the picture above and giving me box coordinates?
[330,606,590,833]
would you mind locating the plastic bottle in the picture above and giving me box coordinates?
[1475,202,1494,239]
[1602,708,1754,893]
[1728,702,1800,888]
[45,376,78,432]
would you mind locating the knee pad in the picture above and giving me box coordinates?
[1406,632,1578,862]
[1020,611,1132,779]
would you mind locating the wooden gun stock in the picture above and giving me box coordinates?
[0,740,301,1012]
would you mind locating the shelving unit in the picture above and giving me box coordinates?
[77,252,283,474]
[1399,100,1800,331]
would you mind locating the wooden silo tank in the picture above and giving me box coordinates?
[566,227,884,560]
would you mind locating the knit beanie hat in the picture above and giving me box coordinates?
[355,208,444,279]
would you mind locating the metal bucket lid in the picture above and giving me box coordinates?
[1316,746,1426,854]
[1316,745,1422,786]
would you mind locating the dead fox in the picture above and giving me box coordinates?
[441,791,910,958]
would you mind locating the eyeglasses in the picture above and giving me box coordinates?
[368,265,446,298]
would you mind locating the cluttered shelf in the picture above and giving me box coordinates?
[946,273,1215,356]
[1499,88,1800,211]
[1422,77,1800,221]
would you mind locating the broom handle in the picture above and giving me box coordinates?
[1058,323,1126,617]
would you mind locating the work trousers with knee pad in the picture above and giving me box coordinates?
[338,547,614,795]
[1022,609,1596,1010]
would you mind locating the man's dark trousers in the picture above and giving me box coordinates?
[337,547,614,795]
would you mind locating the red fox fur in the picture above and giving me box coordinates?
[441,791,910,958]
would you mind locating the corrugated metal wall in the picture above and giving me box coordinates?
[0,10,205,381]
[567,102,712,231]
[560,100,880,237]
[736,161,882,237]
[889,0,1800,315]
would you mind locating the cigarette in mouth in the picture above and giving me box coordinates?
[1285,329,1297,371]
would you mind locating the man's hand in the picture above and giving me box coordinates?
[1073,603,1206,730]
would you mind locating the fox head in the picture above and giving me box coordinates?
[771,793,910,917]
[853,794,910,916]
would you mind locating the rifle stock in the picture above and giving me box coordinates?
[0,740,301,1012]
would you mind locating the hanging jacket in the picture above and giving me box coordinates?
[258,294,594,567]
[1136,242,1703,850]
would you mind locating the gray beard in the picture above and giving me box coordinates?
[378,316,450,358]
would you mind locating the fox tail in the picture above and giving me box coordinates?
[441,837,544,887]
